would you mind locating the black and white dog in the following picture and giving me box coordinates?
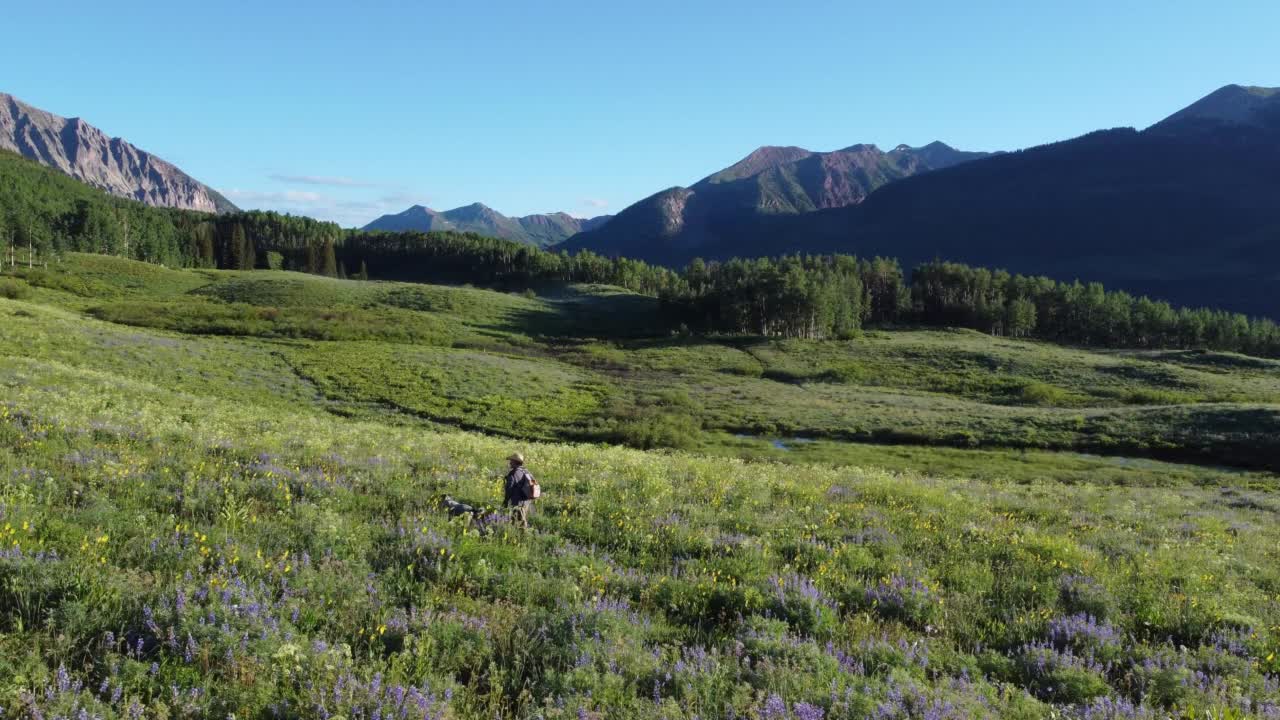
[440,495,495,534]
[441,494,476,517]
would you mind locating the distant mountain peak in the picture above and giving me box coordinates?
[0,91,236,213]
[704,146,815,184]
[1152,83,1280,132]
[564,138,991,258]
[744,145,811,158]
[837,143,880,153]
[363,202,610,247]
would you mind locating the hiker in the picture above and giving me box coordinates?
[502,452,539,529]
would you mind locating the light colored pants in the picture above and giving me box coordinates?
[511,500,532,528]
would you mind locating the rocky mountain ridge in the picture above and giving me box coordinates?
[0,92,236,213]
[560,141,990,256]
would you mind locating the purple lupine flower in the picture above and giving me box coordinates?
[762,694,788,720]
[794,702,824,720]
[1047,613,1121,652]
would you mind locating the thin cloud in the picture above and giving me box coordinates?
[581,198,610,209]
[379,192,427,207]
[224,186,428,227]
[337,199,391,211]
[226,189,327,204]
[268,174,376,188]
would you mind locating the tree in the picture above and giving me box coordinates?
[320,238,338,277]
[1005,298,1037,338]
[0,209,8,269]
[229,224,253,270]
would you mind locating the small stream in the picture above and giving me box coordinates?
[736,434,819,452]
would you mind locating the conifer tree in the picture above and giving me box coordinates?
[320,238,338,277]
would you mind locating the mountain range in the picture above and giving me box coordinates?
[5,83,1279,317]
[0,92,236,214]
[562,141,990,257]
[363,203,610,247]
[566,84,1280,317]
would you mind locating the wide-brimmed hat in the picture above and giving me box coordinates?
[507,452,525,464]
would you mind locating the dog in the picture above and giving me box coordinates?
[440,495,495,534]
[441,494,477,517]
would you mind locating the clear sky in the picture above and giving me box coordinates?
[3,0,1277,226]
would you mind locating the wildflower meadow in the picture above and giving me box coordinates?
[1,259,1279,719]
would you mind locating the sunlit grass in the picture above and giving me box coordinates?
[1,348,1278,718]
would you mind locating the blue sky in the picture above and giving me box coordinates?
[4,1,1277,226]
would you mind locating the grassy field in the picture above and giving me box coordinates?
[14,254,1280,472]
[2,255,1280,717]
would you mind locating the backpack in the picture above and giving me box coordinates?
[511,467,540,501]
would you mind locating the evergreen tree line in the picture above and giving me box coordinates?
[335,230,683,294]
[1,150,207,267]
[3,148,1278,356]
[908,261,1280,357]
[658,256,1280,356]
[657,256,906,339]
[0,150,344,270]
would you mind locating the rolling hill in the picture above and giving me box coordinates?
[364,202,610,247]
[0,91,236,213]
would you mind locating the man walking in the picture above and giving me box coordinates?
[502,452,537,529]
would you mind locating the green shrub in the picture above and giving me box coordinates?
[611,411,701,450]
[0,278,31,300]
[89,300,454,344]
[639,389,698,411]
[17,269,115,297]
[821,363,870,383]
[721,356,764,377]
[1019,381,1071,406]
[1123,388,1191,405]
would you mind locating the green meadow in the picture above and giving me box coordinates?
[1,254,1279,719]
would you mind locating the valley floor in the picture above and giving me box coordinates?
[2,256,1279,718]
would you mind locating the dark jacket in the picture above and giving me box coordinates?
[503,466,534,506]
